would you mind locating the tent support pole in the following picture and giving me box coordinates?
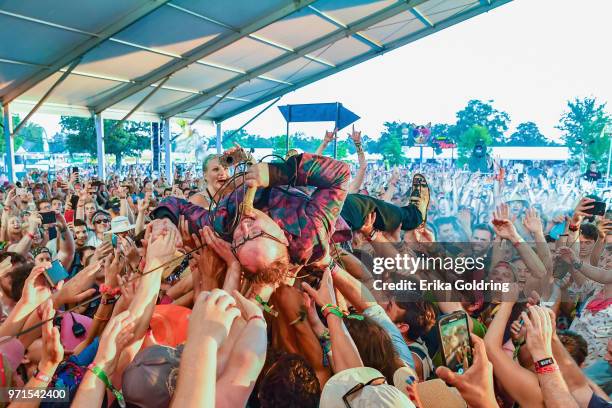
[216,122,222,154]
[94,113,105,178]
[163,118,172,184]
[2,104,16,182]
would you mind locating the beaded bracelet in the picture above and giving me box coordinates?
[99,284,121,297]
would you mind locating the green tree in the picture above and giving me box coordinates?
[1,116,44,153]
[457,125,492,165]
[557,97,610,167]
[378,122,404,166]
[61,116,150,167]
[453,99,510,145]
[14,119,44,152]
[48,133,66,154]
[272,135,291,158]
[507,121,552,146]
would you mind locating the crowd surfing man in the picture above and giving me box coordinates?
[0,133,610,408]
[152,149,353,281]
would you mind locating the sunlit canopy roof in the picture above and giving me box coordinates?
[0,0,511,123]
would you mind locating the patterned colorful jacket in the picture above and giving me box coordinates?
[152,153,351,268]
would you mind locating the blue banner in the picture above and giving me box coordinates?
[278,103,360,130]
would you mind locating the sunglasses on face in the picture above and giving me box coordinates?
[342,377,386,408]
[230,229,287,258]
[94,219,110,225]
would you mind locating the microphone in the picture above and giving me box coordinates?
[242,185,256,214]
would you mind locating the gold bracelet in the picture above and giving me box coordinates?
[93,315,110,322]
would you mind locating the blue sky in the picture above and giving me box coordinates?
[32,0,612,143]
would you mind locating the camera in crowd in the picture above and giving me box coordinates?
[219,148,254,168]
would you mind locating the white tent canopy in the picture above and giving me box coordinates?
[1,0,512,121]
[1,0,513,181]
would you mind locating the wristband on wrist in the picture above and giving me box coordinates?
[99,284,121,296]
[101,295,118,305]
[535,362,559,374]
[34,368,52,382]
[534,357,555,372]
[88,363,126,408]
[27,232,35,240]
[366,229,378,242]
[255,295,278,317]
[321,304,344,319]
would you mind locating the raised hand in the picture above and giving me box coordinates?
[189,289,240,346]
[435,335,498,408]
[324,130,335,144]
[522,208,543,236]
[21,262,54,309]
[232,290,264,321]
[103,249,124,289]
[38,299,64,373]
[118,235,140,272]
[596,218,612,239]
[92,241,114,263]
[244,163,270,189]
[93,310,136,374]
[556,246,578,265]
[201,226,235,266]
[146,221,179,265]
[492,218,520,242]
[521,305,554,361]
[178,215,194,250]
[137,193,150,214]
[358,211,377,237]
[348,127,361,144]
[572,197,595,224]
[301,267,336,308]
[493,203,511,221]
[52,262,100,307]
[0,256,12,278]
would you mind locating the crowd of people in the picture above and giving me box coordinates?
[0,128,610,408]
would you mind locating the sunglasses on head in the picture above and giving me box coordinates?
[342,377,386,408]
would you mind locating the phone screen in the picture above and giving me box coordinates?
[586,201,606,216]
[40,211,56,225]
[44,260,69,287]
[438,311,473,374]
[70,195,79,209]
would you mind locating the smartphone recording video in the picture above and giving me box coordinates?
[585,201,606,217]
[40,211,57,225]
[438,311,473,374]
